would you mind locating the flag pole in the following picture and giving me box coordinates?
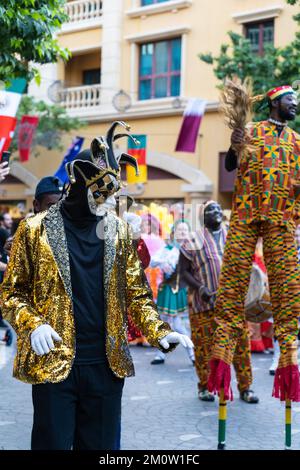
[218,388,227,450]
[285,398,292,449]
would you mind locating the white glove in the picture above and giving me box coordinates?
[159,332,194,350]
[30,324,62,356]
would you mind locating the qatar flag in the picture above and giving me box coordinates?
[0,79,26,157]
[175,99,206,153]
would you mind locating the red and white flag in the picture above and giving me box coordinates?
[175,99,206,153]
[0,79,26,157]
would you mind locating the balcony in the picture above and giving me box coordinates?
[61,84,101,117]
[126,0,192,18]
[66,0,103,23]
[61,0,103,33]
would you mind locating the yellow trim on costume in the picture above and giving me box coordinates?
[269,88,294,100]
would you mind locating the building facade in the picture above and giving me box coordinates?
[2,0,298,214]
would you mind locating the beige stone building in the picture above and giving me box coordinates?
[2,0,298,215]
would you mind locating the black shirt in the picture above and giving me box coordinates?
[61,206,106,364]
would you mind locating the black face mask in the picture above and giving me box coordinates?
[204,203,223,231]
[62,186,91,220]
[62,150,102,223]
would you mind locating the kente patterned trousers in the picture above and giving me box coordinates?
[211,221,300,369]
[189,309,252,392]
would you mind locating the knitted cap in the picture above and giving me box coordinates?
[35,176,63,199]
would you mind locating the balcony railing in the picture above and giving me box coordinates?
[65,0,103,23]
[61,84,101,109]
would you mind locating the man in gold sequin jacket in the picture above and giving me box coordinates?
[1,123,193,450]
[1,203,175,383]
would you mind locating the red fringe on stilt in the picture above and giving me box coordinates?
[207,359,233,401]
[250,339,265,352]
[272,365,300,402]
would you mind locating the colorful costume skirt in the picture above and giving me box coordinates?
[157,284,188,317]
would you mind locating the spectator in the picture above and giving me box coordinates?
[2,213,13,234]
[33,176,63,214]
[0,234,13,345]
[0,213,12,237]
[0,161,11,242]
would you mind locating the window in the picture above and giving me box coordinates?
[139,38,181,100]
[82,69,101,85]
[141,0,170,5]
[245,20,274,55]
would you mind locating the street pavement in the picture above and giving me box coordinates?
[0,340,299,451]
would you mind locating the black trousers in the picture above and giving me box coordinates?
[31,362,124,450]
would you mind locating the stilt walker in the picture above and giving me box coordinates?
[207,81,300,449]
[180,198,259,451]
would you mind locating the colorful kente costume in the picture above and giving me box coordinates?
[181,227,253,393]
[208,119,300,401]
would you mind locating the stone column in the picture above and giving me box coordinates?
[28,63,58,104]
[100,0,124,113]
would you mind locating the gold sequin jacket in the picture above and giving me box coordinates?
[1,203,173,384]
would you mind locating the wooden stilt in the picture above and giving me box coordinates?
[285,398,292,450]
[217,388,227,450]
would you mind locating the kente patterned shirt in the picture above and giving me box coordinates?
[295,224,300,263]
[180,226,227,312]
[232,120,300,232]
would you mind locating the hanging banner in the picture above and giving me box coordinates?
[0,78,27,157]
[0,116,17,155]
[175,99,206,153]
[127,134,147,184]
[18,115,39,162]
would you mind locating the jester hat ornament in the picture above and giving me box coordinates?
[65,121,140,204]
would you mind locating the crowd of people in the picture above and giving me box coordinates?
[0,83,299,450]
[0,179,290,405]
[0,172,282,401]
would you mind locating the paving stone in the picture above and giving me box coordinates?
[1,342,299,450]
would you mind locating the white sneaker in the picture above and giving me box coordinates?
[269,341,280,375]
[269,352,279,375]
[269,357,278,376]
